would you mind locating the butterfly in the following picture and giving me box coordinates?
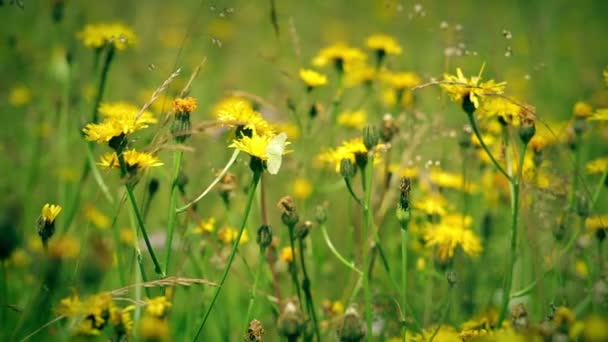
[265,132,288,175]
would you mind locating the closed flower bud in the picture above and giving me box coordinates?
[314,205,327,225]
[37,203,62,246]
[340,158,356,178]
[278,299,305,340]
[294,220,312,240]
[362,125,379,151]
[256,224,273,249]
[278,196,299,227]
[336,305,366,342]
[518,118,536,145]
[462,95,476,116]
[148,178,160,197]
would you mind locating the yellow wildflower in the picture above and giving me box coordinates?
[41,203,62,225]
[585,157,608,174]
[477,96,523,124]
[279,246,295,263]
[366,34,402,55]
[573,101,593,118]
[110,305,135,336]
[344,63,376,87]
[218,227,249,245]
[98,149,163,171]
[583,315,608,342]
[120,228,134,245]
[84,204,110,229]
[585,215,608,232]
[195,217,216,234]
[77,22,137,50]
[317,137,368,172]
[312,42,367,71]
[589,108,608,121]
[83,112,157,144]
[424,219,482,261]
[416,257,425,271]
[172,97,197,113]
[145,296,172,318]
[98,101,156,122]
[215,98,275,137]
[337,110,367,129]
[575,259,588,278]
[441,66,507,109]
[413,193,448,216]
[293,177,313,200]
[430,169,477,193]
[299,69,328,88]
[8,84,32,107]
[381,71,421,90]
[138,316,169,341]
[76,292,114,336]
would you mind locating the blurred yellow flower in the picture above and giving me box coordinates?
[48,236,80,260]
[589,108,608,121]
[8,84,32,107]
[366,34,402,55]
[585,157,608,174]
[138,316,169,340]
[430,169,477,193]
[218,227,249,245]
[41,203,62,224]
[424,217,482,261]
[585,215,608,232]
[575,259,588,278]
[583,315,608,342]
[195,217,217,234]
[317,137,368,172]
[293,177,313,200]
[414,193,448,216]
[279,246,295,263]
[477,96,522,125]
[573,101,593,118]
[84,204,110,229]
[145,296,172,318]
[98,150,163,170]
[215,98,275,137]
[120,228,134,245]
[77,22,137,50]
[173,97,197,113]
[441,66,506,109]
[381,71,421,90]
[337,110,367,129]
[312,42,366,71]
[299,69,328,88]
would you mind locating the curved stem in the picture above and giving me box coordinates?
[164,150,184,276]
[344,177,363,206]
[467,112,511,181]
[177,150,239,213]
[362,155,374,342]
[497,142,527,326]
[298,239,321,342]
[193,171,261,341]
[319,223,362,275]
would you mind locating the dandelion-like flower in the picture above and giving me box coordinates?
[299,69,328,89]
[317,137,368,172]
[195,217,216,234]
[38,203,62,245]
[365,34,402,55]
[83,103,158,145]
[441,66,506,110]
[145,296,172,318]
[215,98,275,137]
[337,110,367,129]
[312,42,366,73]
[381,70,421,90]
[424,216,482,261]
[229,129,291,174]
[589,108,608,121]
[279,246,295,263]
[218,226,249,245]
[413,193,448,216]
[173,97,198,114]
[585,157,608,174]
[77,22,137,50]
[477,96,523,124]
[98,149,163,171]
[573,101,593,118]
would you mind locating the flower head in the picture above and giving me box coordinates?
[316,137,368,172]
[424,216,482,261]
[414,193,448,216]
[195,217,216,234]
[145,296,172,318]
[172,97,198,114]
[477,96,523,124]
[312,43,366,72]
[77,23,137,50]
[381,70,421,90]
[366,34,402,55]
[337,110,368,129]
[215,98,275,137]
[279,246,295,263]
[573,101,593,118]
[299,69,328,88]
[441,66,506,109]
[41,204,62,224]
[83,103,157,145]
[585,157,608,174]
[98,149,163,171]
[218,227,249,245]
[589,108,608,121]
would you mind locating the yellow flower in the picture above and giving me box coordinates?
[98,101,156,122]
[414,193,448,216]
[441,66,507,109]
[172,97,197,113]
[312,42,367,71]
[56,292,83,317]
[120,228,134,245]
[293,178,313,200]
[585,215,608,232]
[195,217,216,234]
[366,34,402,55]
[430,169,477,193]
[477,96,523,124]
[215,98,275,137]
[229,130,291,165]
[424,218,482,261]
[589,108,608,121]
[83,105,157,144]
[279,246,295,263]
[218,227,249,245]
[329,301,344,315]
[145,296,172,318]
[8,84,32,106]
[77,22,137,50]
[76,292,114,336]
[573,101,593,118]
[299,69,328,88]
[317,137,368,172]
[337,110,367,129]
[585,157,608,174]
[416,257,426,271]
[381,71,421,90]
[84,204,110,229]
[110,305,135,335]
[344,63,377,87]
[138,316,169,340]
[41,203,62,224]
[98,150,163,171]
[575,259,588,278]
[583,315,608,342]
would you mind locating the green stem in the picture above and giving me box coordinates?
[125,182,165,278]
[193,171,261,341]
[344,177,363,206]
[110,195,127,286]
[288,224,303,306]
[466,112,511,181]
[591,164,608,211]
[362,155,374,342]
[245,246,266,328]
[164,150,184,276]
[319,223,362,275]
[497,142,527,327]
[400,228,408,342]
[298,239,321,342]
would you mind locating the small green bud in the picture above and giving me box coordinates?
[362,125,379,151]
[314,205,327,225]
[294,220,312,240]
[336,305,366,342]
[256,224,273,249]
[340,158,356,178]
[518,118,536,145]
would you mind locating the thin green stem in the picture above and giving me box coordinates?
[245,246,266,328]
[110,194,127,286]
[125,182,165,278]
[466,112,511,181]
[193,171,261,341]
[591,164,608,211]
[287,224,303,306]
[362,155,374,342]
[400,228,408,342]
[344,177,363,206]
[497,142,527,327]
[319,223,362,275]
[164,150,184,276]
[298,239,321,342]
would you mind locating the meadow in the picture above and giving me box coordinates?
[1,0,607,341]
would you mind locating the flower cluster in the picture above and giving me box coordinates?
[77,22,137,50]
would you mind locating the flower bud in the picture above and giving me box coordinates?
[362,125,379,151]
[314,205,327,225]
[278,196,299,227]
[336,305,366,342]
[518,118,536,145]
[340,158,356,178]
[278,299,305,340]
[294,220,312,240]
[256,224,273,249]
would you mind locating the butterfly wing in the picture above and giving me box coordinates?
[266,133,287,175]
